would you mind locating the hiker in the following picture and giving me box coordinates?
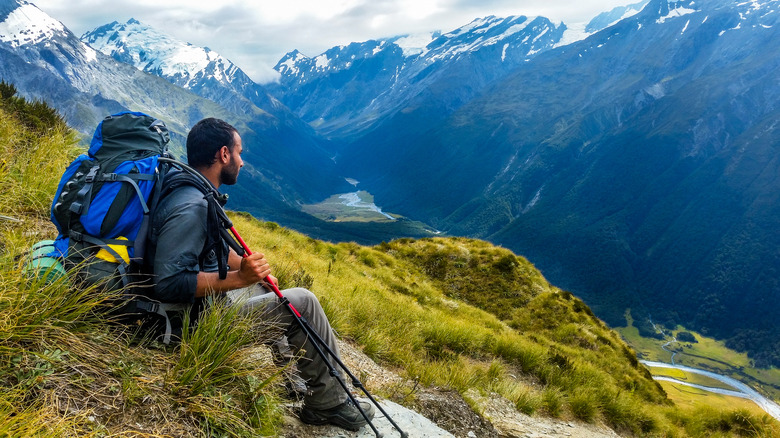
[144,117,374,431]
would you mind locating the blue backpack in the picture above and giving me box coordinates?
[50,111,171,289]
[49,111,237,343]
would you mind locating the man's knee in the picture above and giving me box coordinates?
[283,288,319,312]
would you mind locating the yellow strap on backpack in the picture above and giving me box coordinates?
[95,236,130,264]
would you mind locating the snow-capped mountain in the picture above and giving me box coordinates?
[269,2,652,141]
[0,0,229,134]
[0,0,68,47]
[270,15,568,138]
[81,19,287,119]
[83,19,239,89]
[276,15,560,84]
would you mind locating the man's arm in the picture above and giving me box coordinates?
[153,193,272,301]
[194,251,271,297]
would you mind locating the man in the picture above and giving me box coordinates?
[145,117,374,431]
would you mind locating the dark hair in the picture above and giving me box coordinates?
[186,118,238,168]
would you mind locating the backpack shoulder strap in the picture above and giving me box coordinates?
[157,164,232,280]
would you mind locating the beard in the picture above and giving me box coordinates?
[220,160,240,185]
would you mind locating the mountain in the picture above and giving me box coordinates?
[81,19,297,122]
[79,18,356,214]
[0,0,223,135]
[0,0,352,227]
[269,3,653,143]
[269,15,570,139]
[331,0,780,365]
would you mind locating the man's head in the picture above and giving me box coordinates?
[186,118,243,186]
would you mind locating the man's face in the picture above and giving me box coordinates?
[220,131,243,186]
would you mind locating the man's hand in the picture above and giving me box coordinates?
[238,252,272,285]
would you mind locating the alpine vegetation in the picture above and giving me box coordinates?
[1,90,777,436]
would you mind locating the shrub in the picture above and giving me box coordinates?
[676,331,697,343]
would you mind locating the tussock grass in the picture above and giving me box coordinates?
[0,82,78,220]
[0,99,284,436]
[2,90,778,436]
[0,255,284,436]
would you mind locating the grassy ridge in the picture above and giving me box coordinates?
[1,88,778,436]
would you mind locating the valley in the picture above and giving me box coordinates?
[302,190,398,222]
[617,311,780,418]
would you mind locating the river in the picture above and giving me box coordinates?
[641,360,780,421]
[338,192,395,220]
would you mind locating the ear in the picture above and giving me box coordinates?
[217,145,230,164]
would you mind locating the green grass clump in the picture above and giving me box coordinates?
[0,81,78,225]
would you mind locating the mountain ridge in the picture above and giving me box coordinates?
[268,14,570,139]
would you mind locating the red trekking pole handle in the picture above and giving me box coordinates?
[228,226,303,318]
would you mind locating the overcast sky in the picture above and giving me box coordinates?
[32,0,632,84]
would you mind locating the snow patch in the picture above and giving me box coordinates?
[314,53,330,70]
[394,32,435,57]
[554,22,591,48]
[645,83,665,99]
[0,3,65,48]
[278,58,300,75]
[681,19,691,34]
[451,17,494,36]
[657,6,697,23]
[82,44,97,62]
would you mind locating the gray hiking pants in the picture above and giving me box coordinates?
[237,286,345,410]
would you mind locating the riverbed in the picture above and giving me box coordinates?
[338,192,395,220]
[641,360,780,421]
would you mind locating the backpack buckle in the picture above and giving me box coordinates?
[84,166,99,183]
[135,300,160,314]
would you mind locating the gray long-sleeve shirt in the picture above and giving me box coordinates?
[146,183,224,303]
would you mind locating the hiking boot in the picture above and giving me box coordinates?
[299,398,375,431]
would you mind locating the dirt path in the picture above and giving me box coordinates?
[278,340,622,438]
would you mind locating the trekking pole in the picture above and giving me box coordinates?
[228,225,408,438]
